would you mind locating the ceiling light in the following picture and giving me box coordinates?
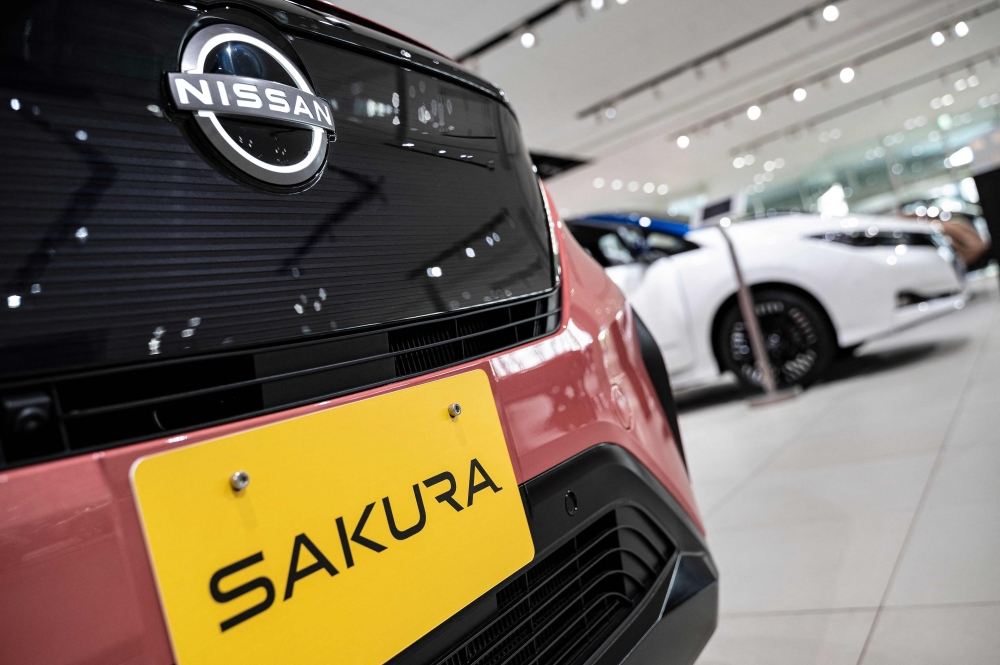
[946,146,974,167]
[954,21,969,37]
[747,105,761,120]
[941,94,954,106]
[927,206,940,218]
[793,87,807,102]
[590,0,604,9]
[822,5,839,22]
[720,217,732,227]
[520,32,536,48]
[604,107,617,119]
[639,216,651,227]
[593,177,605,188]
[627,181,639,192]
[774,157,785,168]
[616,0,629,4]
[657,184,669,195]
[611,179,623,190]
[954,79,967,91]
[931,31,945,46]
[733,157,745,168]
[839,67,855,83]
[676,135,690,148]
[744,154,755,165]
[764,160,775,172]
[643,182,655,193]
[968,75,979,87]
[915,205,927,216]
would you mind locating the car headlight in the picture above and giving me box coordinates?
[811,229,937,247]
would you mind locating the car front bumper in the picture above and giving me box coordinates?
[391,443,718,665]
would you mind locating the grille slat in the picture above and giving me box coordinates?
[0,292,559,469]
[427,507,673,665]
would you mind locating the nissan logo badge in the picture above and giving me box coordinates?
[168,24,336,186]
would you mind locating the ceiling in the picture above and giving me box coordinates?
[332,0,1000,218]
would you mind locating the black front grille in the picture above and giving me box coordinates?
[433,506,673,665]
[0,291,559,469]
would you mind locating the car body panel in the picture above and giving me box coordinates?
[606,261,695,372]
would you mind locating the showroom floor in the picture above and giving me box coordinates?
[679,276,1000,665]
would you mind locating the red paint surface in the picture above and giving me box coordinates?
[0,192,702,665]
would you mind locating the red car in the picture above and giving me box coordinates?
[0,1,716,664]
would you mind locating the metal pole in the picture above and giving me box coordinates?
[717,225,779,394]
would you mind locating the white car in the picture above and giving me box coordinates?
[567,213,966,390]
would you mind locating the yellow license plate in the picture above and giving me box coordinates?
[131,369,534,665]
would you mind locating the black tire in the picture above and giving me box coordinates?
[715,288,835,390]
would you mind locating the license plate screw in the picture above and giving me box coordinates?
[230,470,250,492]
[448,402,462,418]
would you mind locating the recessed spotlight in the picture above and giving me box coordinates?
[590,0,604,9]
[747,105,761,120]
[954,21,969,37]
[643,182,655,193]
[822,5,839,21]
[733,157,745,169]
[931,31,945,46]
[593,177,606,188]
[639,216,651,227]
[676,135,690,149]
[946,146,974,167]
[744,154,755,165]
[764,160,775,172]
[720,217,732,227]
[657,184,669,195]
[611,179,623,190]
[774,157,785,168]
[942,93,954,106]
[840,67,855,83]
[793,87,807,102]
[604,107,617,119]
[627,181,639,192]
[520,32,536,48]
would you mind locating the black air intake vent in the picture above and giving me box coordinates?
[0,292,559,470]
[433,506,673,665]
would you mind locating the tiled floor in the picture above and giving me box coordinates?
[682,277,1000,665]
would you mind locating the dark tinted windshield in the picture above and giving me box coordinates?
[568,223,697,267]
